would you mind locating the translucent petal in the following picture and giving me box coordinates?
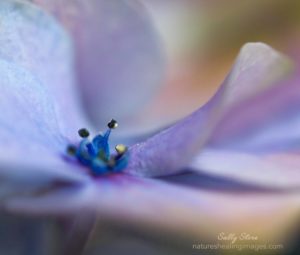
[208,72,300,152]
[0,0,88,138]
[5,175,300,240]
[190,149,300,189]
[30,0,165,127]
[126,43,292,177]
[0,59,88,196]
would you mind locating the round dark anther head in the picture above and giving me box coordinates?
[108,119,118,129]
[67,145,77,155]
[78,128,90,138]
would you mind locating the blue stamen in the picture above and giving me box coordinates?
[86,142,97,157]
[91,158,110,175]
[92,129,111,160]
[67,120,129,176]
[77,139,92,165]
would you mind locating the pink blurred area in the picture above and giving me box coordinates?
[126,0,300,133]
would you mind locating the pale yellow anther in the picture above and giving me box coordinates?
[115,144,127,154]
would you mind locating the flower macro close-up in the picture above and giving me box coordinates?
[1,0,300,254]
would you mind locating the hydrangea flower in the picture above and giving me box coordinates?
[1,0,300,252]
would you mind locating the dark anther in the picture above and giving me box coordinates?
[67,145,77,155]
[78,128,90,138]
[107,119,118,129]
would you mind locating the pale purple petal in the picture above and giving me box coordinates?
[126,43,291,177]
[0,1,90,192]
[0,154,88,200]
[189,149,300,189]
[30,0,165,128]
[5,175,300,239]
[0,0,88,138]
[208,71,300,152]
[0,59,88,194]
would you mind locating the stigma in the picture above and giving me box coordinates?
[67,119,129,176]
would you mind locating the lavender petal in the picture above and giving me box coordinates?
[30,0,165,128]
[126,43,292,177]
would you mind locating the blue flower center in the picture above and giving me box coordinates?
[67,119,129,176]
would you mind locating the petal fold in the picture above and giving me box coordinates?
[126,43,292,177]
[208,72,300,152]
